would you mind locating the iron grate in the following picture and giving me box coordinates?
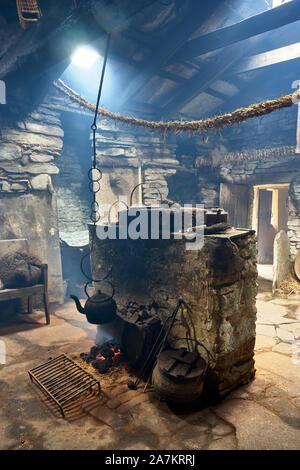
[28,354,101,418]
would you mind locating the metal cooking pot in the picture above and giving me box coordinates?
[152,341,210,403]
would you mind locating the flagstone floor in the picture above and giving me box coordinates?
[0,293,299,450]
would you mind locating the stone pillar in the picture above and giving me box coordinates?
[273,230,290,292]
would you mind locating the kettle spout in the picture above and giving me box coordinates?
[70,295,85,314]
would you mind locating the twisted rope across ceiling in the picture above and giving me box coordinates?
[53,78,298,135]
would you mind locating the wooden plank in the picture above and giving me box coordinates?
[233,41,300,74]
[116,0,223,110]
[0,284,44,301]
[208,58,300,117]
[219,183,250,229]
[257,189,274,263]
[205,87,228,101]
[163,39,258,116]
[173,0,300,62]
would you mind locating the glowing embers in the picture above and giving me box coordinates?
[71,46,100,68]
[81,341,122,374]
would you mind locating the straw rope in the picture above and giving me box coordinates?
[196,145,297,167]
[53,78,299,135]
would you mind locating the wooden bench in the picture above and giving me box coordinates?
[0,264,51,324]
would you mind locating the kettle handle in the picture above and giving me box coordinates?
[129,182,163,207]
[84,279,115,299]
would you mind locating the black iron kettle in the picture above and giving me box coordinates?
[70,288,117,325]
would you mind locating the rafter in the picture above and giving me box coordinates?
[205,88,228,102]
[171,0,300,62]
[158,70,186,84]
[233,41,300,74]
[162,38,260,117]
[116,0,224,110]
[209,59,300,116]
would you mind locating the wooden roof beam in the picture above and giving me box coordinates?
[162,38,260,117]
[209,59,300,116]
[116,0,224,110]
[172,0,300,62]
[233,41,300,74]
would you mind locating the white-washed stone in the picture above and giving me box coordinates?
[102,148,125,157]
[29,153,54,163]
[31,174,51,191]
[29,112,61,126]
[0,181,11,191]
[0,143,22,161]
[10,183,27,191]
[1,130,63,150]
[25,163,59,175]
[0,163,25,173]
[24,121,64,137]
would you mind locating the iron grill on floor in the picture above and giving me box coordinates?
[28,354,100,418]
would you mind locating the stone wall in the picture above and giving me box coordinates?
[288,173,300,259]
[176,102,300,261]
[47,92,180,218]
[0,102,64,302]
[0,89,181,306]
[52,112,92,233]
[93,119,179,211]
[90,225,257,396]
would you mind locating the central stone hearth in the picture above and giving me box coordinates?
[89,225,257,396]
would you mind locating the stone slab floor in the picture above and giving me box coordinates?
[0,293,299,451]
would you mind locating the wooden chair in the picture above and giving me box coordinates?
[0,264,50,324]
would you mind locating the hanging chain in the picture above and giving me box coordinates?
[80,33,112,298]
[90,32,111,225]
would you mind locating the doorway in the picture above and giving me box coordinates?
[219,182,250,228]
[252,184,289,265]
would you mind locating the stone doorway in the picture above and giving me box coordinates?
[252,184,289,288]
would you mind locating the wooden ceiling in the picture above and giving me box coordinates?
[107,0,300,119]
[1,0,300,119]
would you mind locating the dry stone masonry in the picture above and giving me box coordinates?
[0,102,64,302]
[90,225,257,396]
[93,119,179,207]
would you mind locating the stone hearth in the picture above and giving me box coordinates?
[89,225,257,396]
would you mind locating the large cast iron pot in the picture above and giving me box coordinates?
[152,346,209,403]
